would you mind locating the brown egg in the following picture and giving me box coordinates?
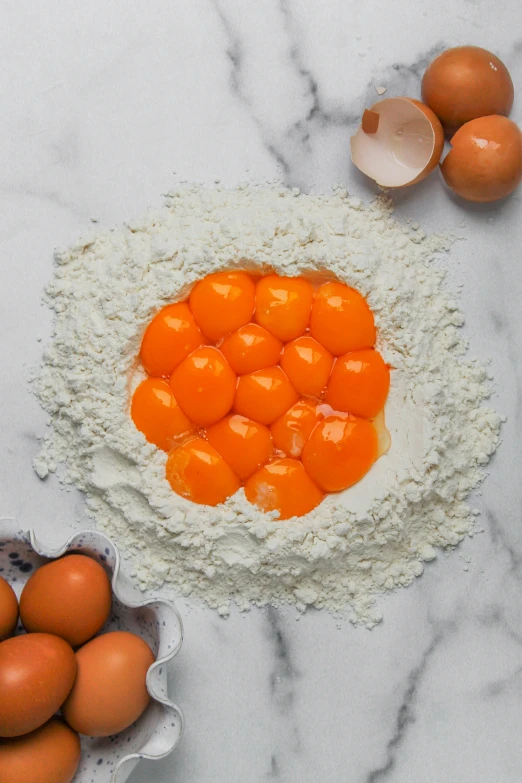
[62,631,154,737]
[422,46,514,133]
[441,115,522,203]
[20,554,111,647]
[0,718,81,783]
[0,576,18,641]
[0,633,77,737]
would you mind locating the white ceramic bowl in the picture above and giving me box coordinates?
[0,522,184,783]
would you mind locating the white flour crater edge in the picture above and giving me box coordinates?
[33,185,502,627]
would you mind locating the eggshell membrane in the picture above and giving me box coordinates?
[441,115,522,203]
[62,630,155,737]
[0,718,81,783]
[350,97,444,187]
[0,575,18,641]
[0,633,77,737]
[20,554,112,647]
[422,46,514,133]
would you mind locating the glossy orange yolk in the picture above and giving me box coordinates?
[189,271,255,341]
[310,282,376,356]
[326,349,390,419]
[280,336,334,397]
[131,378,193,452]
[169,347,237,427]
[207,415,273,481]
[166,437,240,506]
[220,323,283,375]
[234,367,299,425]
[245,458,324,520]
[140,302,203,377]
[270,400,323,458]
[302,414,378,492]
[135,271,390,517]
[254,275,314,342]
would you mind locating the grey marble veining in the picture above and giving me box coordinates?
[1,1,522,781]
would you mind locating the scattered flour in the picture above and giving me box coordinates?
[33,185,501,626]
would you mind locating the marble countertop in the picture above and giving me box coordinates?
[1,1,522,781]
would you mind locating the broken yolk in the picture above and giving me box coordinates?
[220,323,283,375]
[134,271,390,517]
[302,414,378,492]
[207,414,273,480]
[270,399,323,458]
[310,282,376,356]
[326,349,390,419]
[169,347,237,427]
[166,437,240,505]
[131,378,193,452]
[244,458,324,520]
[140,302,203,377]
[280,336,334,398]
[189,271,255,341]
[254,274,314,342]
[234,366,299,425]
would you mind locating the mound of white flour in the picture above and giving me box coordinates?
[33,185,501,626]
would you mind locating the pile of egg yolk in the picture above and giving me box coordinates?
[131,272,390,520]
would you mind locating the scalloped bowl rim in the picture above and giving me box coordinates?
[1,525,184,783]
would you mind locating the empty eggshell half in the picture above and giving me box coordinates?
[351,97,444,187]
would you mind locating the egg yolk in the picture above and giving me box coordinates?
[134,270,390,516]
[234,366,299,425]
[254,275,314,341]
[207,414,273,480]
[166,438,240,506]
[170,347,237,427]
[140,302,203,377]
[245,458,324,520]
[280,336,334,397]
[326,349,390,419]
[189,271,255,341]
[310,282,376,356]
[302,414,378,492]
[270,399,323,458]
[131,378,193,452]
[220,323,283,375]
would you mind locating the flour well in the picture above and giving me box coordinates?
[33,185,501,626]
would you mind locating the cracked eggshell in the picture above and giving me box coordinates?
[351,97,444,188]
[440,115,522,203]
